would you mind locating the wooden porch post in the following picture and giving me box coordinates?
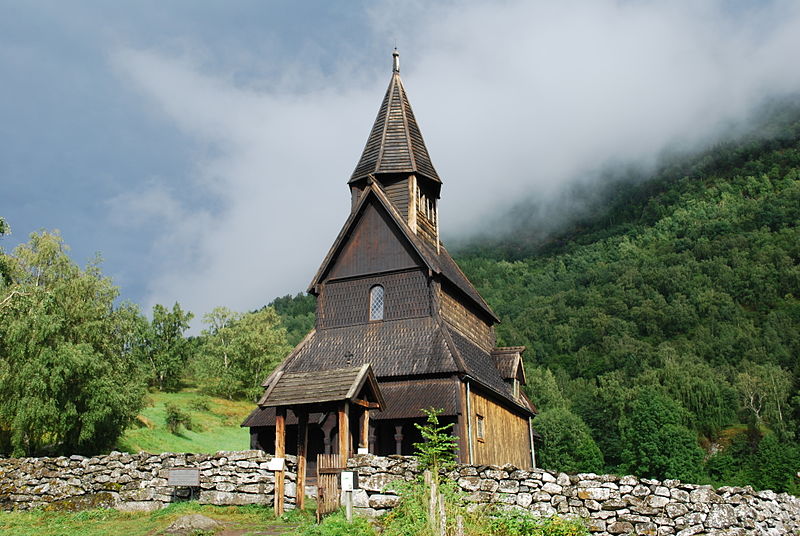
[394,424,404,455]
[296,410,308,511]
[359,408,370,453]
[274,407,286,516]
[338,401,350,461]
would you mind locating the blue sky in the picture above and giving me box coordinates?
[2,1,800,328]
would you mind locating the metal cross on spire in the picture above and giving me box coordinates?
[392,48,400,73]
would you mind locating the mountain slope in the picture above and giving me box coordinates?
[452,103,800,489]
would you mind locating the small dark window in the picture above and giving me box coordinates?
[476,414,485,442]
[369,285,384,321]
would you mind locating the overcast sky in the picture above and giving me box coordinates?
[3,0,800,327]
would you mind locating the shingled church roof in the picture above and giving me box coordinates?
[350,49,440,184]
[262,316,533,416]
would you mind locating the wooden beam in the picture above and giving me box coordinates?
[296,410,308,511]
[274,407,286,517]
[338,401,350,461]
[352,398,380,409]
[360,409,370,451]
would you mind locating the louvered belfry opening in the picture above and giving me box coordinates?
[244,51,539,470]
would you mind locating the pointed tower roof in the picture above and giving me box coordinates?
[350,50,441,184]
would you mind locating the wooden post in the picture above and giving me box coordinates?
[338,401,350,461]
[394,424,404,455]
[359,409,370,453]
[274,407,286,517]
[369,423,376,454]
[321,413,334,455]
[296,410,308,511]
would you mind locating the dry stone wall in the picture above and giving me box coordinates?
[0,450,296,512]
[2,451,799,535]
[345,455,800,536]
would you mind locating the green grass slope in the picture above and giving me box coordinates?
[115,390,254,454]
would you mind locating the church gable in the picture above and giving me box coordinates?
[324,195,425,282]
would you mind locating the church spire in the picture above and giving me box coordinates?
[349,50,440,185]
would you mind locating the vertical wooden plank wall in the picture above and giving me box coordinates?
[469,389,531,468]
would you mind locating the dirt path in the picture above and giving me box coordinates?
[217,522,299,536]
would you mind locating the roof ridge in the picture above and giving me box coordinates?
[436,315,468,374]
[396,76,418,171]
[373,75,396,172]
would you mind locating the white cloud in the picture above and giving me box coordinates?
[110,0,800,326]
[112,48,380,323]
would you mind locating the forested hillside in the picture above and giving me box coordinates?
[273,101,800,492]
[454,101,800,491]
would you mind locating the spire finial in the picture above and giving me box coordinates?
[392,48,400,73]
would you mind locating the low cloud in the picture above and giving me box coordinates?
[110,0,800,324]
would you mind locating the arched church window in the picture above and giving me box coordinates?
[369,285,384,321]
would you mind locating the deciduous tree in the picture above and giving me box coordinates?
[535,407,604,474]
[146,302,194,391]
[0,231,147,455]
[194,306,289,400]
[619,388,704,481]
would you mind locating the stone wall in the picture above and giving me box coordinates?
[2,451,799,535]
[345,455,800,536]
[0,450,296,512]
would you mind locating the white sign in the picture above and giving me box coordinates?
[341,471,355,491]
[267,457,285,471]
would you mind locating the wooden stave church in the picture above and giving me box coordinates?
[242,50,538,468]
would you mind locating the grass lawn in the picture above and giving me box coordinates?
[115,389,255,454]
[0,502,304,536]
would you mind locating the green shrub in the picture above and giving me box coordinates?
[164,403,192,434]
[487,510,589,536]
[188,396,212,412]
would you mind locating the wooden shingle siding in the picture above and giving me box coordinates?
[318,270,430,329]
[401,90,437,181]
[383,179,409,222]
[351,96,388,180]
[417,212,437,246]
[440,287,494,351]
[284,317,457,378]
[469,388,531,468]
[375,378,459,420]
